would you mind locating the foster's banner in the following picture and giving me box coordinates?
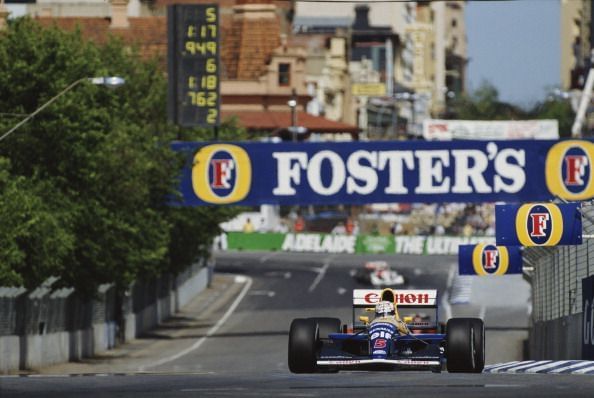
[172,139,594,206]
[495,203,582,246]
[458,244,522,276]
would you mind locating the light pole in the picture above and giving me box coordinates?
[0,76,125,142]
[287,97,297,142]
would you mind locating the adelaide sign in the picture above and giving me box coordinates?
[172,139,594,206]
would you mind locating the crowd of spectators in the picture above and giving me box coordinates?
[227,203,496,237]
[353,203,496,237]
[390,203,496,237]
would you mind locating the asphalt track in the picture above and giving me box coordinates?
[2,251,594,397]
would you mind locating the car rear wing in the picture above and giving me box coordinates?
[353,289,438,308]
[351,289,439,331]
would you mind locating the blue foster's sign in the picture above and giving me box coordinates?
[495,203,582,247]
[458,244,522,276]
[172,139,594,206]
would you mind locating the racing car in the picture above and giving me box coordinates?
[351,261,405,287]
[288,288,484,373]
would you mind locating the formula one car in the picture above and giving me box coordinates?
[288,288,484,373]
[351,261,405,287]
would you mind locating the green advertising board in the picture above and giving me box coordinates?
[355,235,395,254]
[226,232,285,251]
[224,232,493,255]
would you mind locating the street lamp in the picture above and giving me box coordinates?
[0,76,126,142]
[287,97,297,142]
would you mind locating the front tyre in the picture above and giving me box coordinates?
[446,317,485,373]
[288,319,318,373]
[307,317,341,339]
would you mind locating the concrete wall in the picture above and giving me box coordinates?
[529,314,583,360]
[0,265,210,373]
[177,262,210,309]
[127,265,210,339]
[0,335,19,374]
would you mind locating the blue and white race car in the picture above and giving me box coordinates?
[288,288,484,373]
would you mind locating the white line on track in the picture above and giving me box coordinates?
[249,290,276,297]
[259,252,279,263]
[308,260,330,293]
[264,271,292,279]
[138,275,253,372]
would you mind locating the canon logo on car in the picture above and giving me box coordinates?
[354,289,437,306]
[364,293,430,305]
[398,293,430,304]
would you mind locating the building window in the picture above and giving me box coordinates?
[278,63,291,86]
[452,18,457,28]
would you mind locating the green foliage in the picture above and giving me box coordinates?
[0,18,244,291]
[448,81,528,120]
[0,158,75,288]
[447,81,575,138]
[530,99,575,138]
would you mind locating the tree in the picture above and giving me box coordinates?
[0,158,74,288]
[446,81,575,138]
[530,99,574,138]
[447,81,528,120]
[0,18,244,292]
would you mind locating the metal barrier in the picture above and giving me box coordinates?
[525,201,594,359]
[0,261,211,373]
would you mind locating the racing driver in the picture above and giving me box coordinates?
[370,300,409,335]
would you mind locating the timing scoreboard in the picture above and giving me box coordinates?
[168,4,220,128]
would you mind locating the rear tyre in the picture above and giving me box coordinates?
[446,318,485,373]
[288,318,318,373]
[308,317,341,339]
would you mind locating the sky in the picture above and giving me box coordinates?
[465,0,560,108]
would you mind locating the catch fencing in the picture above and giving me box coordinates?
[0,261,211,373]
[525,201,594,359]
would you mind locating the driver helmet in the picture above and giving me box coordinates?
[375,300,395,318]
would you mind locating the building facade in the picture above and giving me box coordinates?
[3,0,467,139]
[560,0,593,91]
[294,0,467,138]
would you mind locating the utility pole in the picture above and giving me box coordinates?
[571,49,594,137]
[288,89,298,142]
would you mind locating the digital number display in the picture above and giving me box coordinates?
[168,5,220,127]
